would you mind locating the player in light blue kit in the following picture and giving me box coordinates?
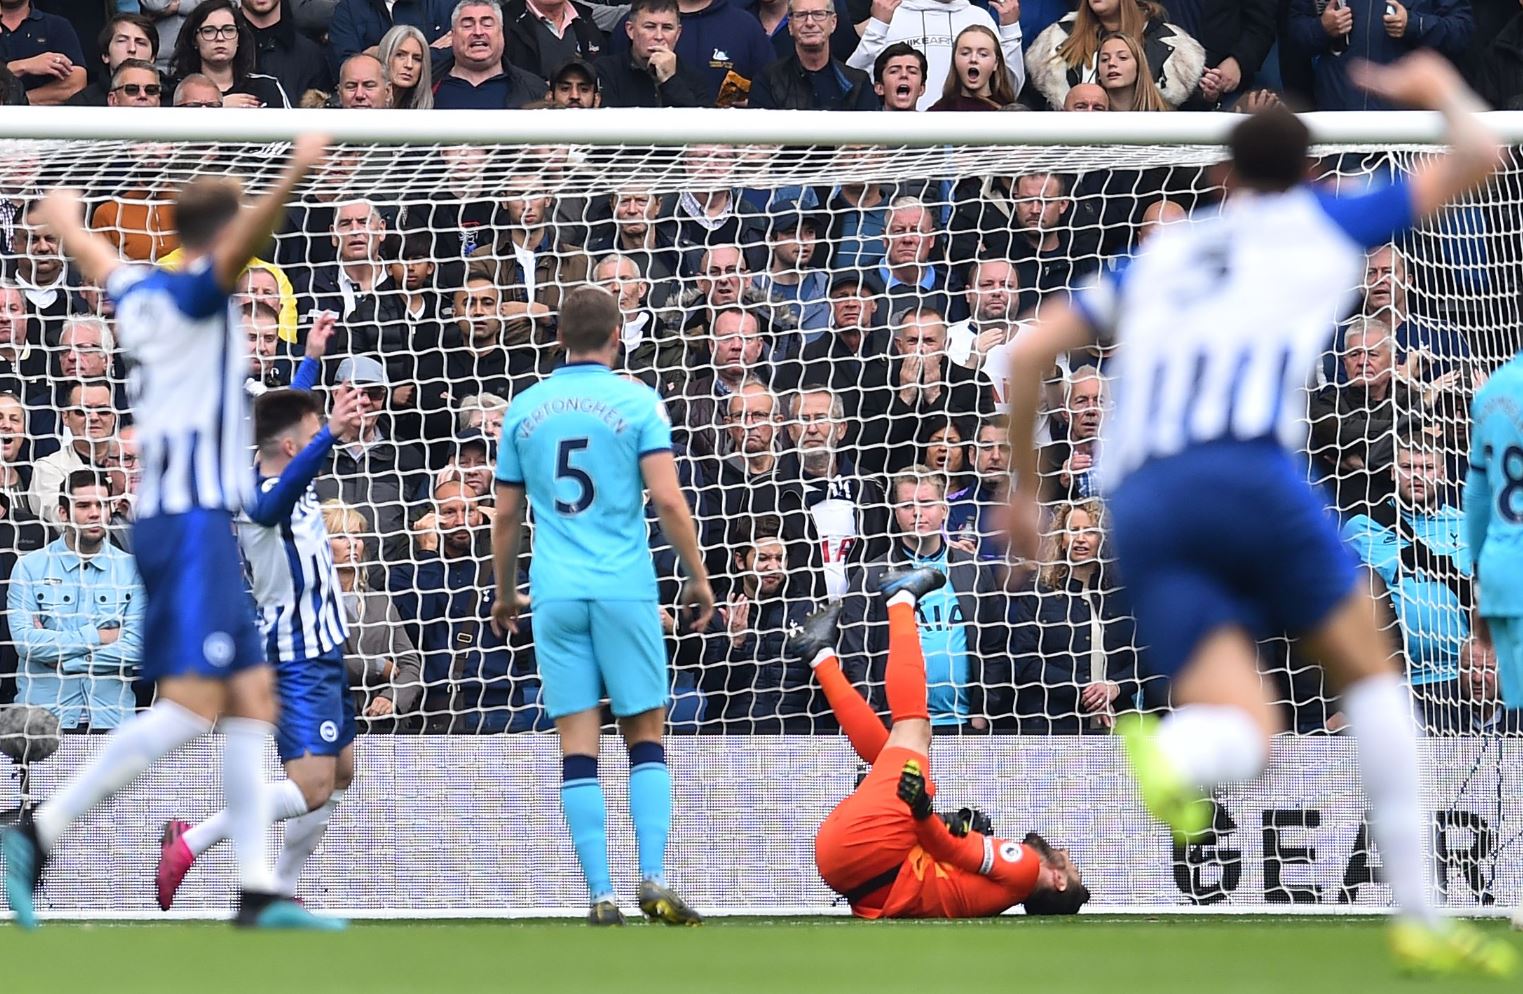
[3,136,334,929]
[491,286,715,926]
[1006,54,1514,975]
[1465,354,1523,704]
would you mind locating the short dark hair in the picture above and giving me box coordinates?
[873,42,926,84]
[396,230,435,263]
[731,512,783,553]
[559,285,620,355]
[110,59,160,90]
[176,177,243,250]
[242,299,280,325]
[59,468,110,509]
[253,388,322,450]
[1229,107,1309,193]
[1022,881,1092,916]
[100,13,160,63]
[629,0,680,18]
[67,378,112,406]
[170,0,255,81]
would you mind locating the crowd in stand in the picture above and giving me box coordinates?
[0,0,1516,736]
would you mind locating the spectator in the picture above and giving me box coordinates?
[748,0,877,109]
[436,428,495,499]
[103,58,164,108]
[878,196,961,322]
[929,24,1019,110]
[1097,30,1168,110]
[1010,499,1139,734]
[323,501,422,728]
[880,305,992,475]
[839,464,1008,729]
[663,244,756,367]
[28,379,116,529]
[242,0,331,101]
[954,172,1099,311]
[609,0,775,104]
[699,381,788,540]
[945,417,1010,562]
[1026,0,1205,110]
[9,469,144,731]
[595,0,709,105]
[377,24,435,108]
[0,392,45,699]
[788,272,894,450]
[0,0,86,104]
[1361,243,1473,382]
[596,254,683,378]
[168,0,290,107]
[327,0,454,78]
[456,391,510,441]
[753,198,830,342]
[102,426,139,548]
[386,479,540,732]
[1040,366,1104,502]
[69,12,158,106]
[664,307,765,457]
[1286,0,1472,110]
[776,385,889,600]
[170,71,223,106]
[1308,318,1415,516]
[234,260,301,349]
[27,316,125,453]
[946,258,1022,402]
[585,187,684,307]
[501,0,608,82]
[871,39,926,109]
[436,277,535,424]
[10,200,85,352]
[1343,427,1477,733]
[0,391,34,516]
[701,518,822,730]
[546,55,602,104]
[432,0,548,109]
[921,418,972,496]
[848,0,1022,111]
[1062,79,1108,108]
[668,149,771,270]
[1476,0,1523,108]
[243,300,291,396]
[821,170,892,274]
[335,51,393,106]
[1171,0,1275,107]
[0,282,43,397]
[312,356,431,566]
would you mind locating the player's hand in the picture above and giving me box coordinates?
[679,578,715,632]
[490,590,522,636]
[305,310,338,359]
[1383,0,1408,37]
[869,0,901,23]
[897,759,934,820]
[990,0,1019,27]
[37,186,85,233]
[365,695,395,717]
[940,806,993,838]
[647,48,678,83]
[1006,488,1042,563]
[1348,51,1465,110]
[1320,0,1353,38]
[289,132,332,173]
[327,383,364,441]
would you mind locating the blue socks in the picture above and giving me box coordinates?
[628,742,671,884]
[560,755,612,903]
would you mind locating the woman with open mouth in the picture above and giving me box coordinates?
[929,24,1018,110]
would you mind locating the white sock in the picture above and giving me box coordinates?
[183,779,310,858]
[1153,705,1269,789]
[33,701,210,851]
[809,648,836,671]
[1344,674,1437,924]
[272,789,344,897]
[221,717,277,894]
[887,591,916,610]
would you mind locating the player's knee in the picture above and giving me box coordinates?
[618,706,666,745]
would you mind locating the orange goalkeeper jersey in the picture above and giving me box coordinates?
[861,816,1042,919]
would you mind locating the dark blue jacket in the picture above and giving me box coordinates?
[327,0,455,77]
[609,0,776,103]
[1286,0,1472,109]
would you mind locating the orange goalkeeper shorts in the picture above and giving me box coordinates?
[814,746,932,898]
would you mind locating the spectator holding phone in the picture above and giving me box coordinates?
[1286,0,1472,110]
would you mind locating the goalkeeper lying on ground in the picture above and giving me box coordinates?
[789,565,1090,918]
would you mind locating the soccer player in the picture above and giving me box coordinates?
[155,311,362,917]
[490,285,716,926]
[3,135,333,930]
[795,566,1087,918]
[1005,53,1514,975]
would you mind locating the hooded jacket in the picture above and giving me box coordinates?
[847,0,1024,111]
[1025,10,1205,109]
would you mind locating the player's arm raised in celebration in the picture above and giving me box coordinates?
[210,133,330,290]
[641,450,715,631]
[1350,52,1504,221]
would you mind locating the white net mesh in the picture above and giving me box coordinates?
[1,127,1522,914]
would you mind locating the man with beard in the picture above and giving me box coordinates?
[241,0,330,102]
[788,568,1088,918]
[947,259,1029,406]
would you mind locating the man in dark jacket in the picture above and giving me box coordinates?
[1286,0,1472,110]
[595,0,707,106]
[68,12,157,106]
[1167,0,1276,104]
[501,0,607,80]
[433,0,549,107]
[244,0,332,102]
[327,0,454,77]
[607,0,775,102]
[748,0,876,108]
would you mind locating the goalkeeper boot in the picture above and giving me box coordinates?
[638,879,703,927]
[1115,713,1212,843]
[2,813,46,929]
[785,602,843,665]
[1390,919,1519,979]
[873,565,947,602]
[587,899,626,926]
[235,892,348,931]
[156,819,194,912]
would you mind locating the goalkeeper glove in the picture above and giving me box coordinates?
[897,760,933,821]
[939,807,995,838]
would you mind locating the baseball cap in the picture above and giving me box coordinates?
[551,57,599,90]
[454,427,492,454]
[335,355,388,387]
[767,192,825,236]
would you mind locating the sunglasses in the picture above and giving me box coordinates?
[112,83,162,97]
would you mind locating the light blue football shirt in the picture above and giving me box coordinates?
[496,362,672,602]
[1466,353,1523,618]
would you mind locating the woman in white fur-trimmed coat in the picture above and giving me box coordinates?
[1025,0,1205,109]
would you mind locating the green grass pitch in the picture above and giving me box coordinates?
[1,916,1516,994]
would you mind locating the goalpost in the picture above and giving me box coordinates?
[1,107,1523,919]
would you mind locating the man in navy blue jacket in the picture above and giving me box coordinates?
[608,0,775,103]
[326,0,454,78]
[1286,0,1472,110]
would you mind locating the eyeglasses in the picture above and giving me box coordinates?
[792,10,834,20]
[111,83,162,97]
[197,24,239,40]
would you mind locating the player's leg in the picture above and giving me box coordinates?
[876,564,947,756]
[271,747,350,896]
[787,602,890,764]
[537,600,621,924]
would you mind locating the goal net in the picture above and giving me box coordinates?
[1,109,1522,917]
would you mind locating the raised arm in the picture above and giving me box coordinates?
[212,133,331,291]
[34,188,122,289]
[1349,52,1503,224]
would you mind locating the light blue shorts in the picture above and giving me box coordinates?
[1488,616,1523,709]
[533,599,667,720]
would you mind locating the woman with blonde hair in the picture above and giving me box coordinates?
[377,25,434,110]
[323,500,422,725]
[1025,0,1203,109]
[1097,32,1168,112]
[930,25,1018,111]
[1009,500,1142,734]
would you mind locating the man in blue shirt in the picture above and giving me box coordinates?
[491,286,714,926]
[0,0,86,104]
[9,470,144,730]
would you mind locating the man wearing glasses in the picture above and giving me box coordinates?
[0,0,86,105]
[105,59,163,108]
[749,0,877,109]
